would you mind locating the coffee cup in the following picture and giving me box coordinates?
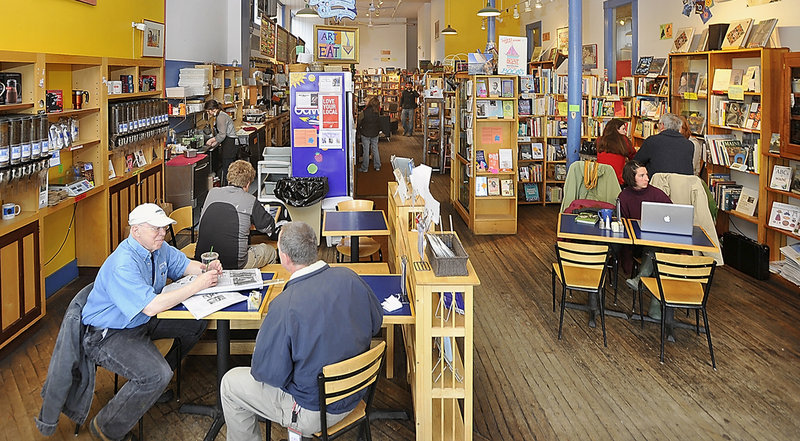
[201,251,219,271]
[2,202,21,220]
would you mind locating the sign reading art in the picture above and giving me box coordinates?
[308,0,357,21]
[314,25,359,64]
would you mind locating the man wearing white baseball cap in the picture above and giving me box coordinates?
[82,203,222,441]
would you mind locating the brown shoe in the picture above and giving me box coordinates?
[89,417,113,441]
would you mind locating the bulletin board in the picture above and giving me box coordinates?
[260,18,276,59]
[314,25,359,64]
[276,26,289,63]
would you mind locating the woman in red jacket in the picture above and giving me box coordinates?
[596,118,635,186]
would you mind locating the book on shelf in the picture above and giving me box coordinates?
[696,73,708,96]
[519,166,530,181]
[742,66,761,93]
[735,187,759,217]
[502,101,514,119]
[683,111,706,135]
[725,102,746,128]
[648,58,667,76]
[475,176,488,196]
[746,18,778,48]
[476,102,487,118]
[487,152,500,173]
[501,79,514,97]
[523,183,540,202]
[678,72,699,94]
[575,212,599,225]
[519,75,534,93]
[488,77,501,97]
[518,99,532,116]
[499,148,514,172]
[501,179,514,197]
[707,23,730,51]
[487,100,503,118]
[671,28,694,53]
[487,176,501,196]
[545,185,563,203]
[712,68,732,92]
[476,149,487,171]
[518,121,528,137]
[722,18,753,50]
[476,78,488,98]
[519,144,532,160]
[696,28,709,52]
[791,168,800,195]
[730,69,744,87]
[769,202,800,233]
[744,102,762,130]
[634,56,653,76]
[531,142,544,160]
[769,133,781,154]
[771,165,793,191]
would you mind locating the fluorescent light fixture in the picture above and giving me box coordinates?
[477,2,501,17]
[441,24,458,35]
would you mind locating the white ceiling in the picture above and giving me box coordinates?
[281,0,427,20]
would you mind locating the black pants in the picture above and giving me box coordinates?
[218,137,237,186]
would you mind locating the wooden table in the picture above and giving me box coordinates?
[157,272,279,441]
[557,212,632,244]
[322,210,390,262]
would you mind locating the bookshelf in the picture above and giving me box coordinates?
[517,72,546,205]
[631,75,669,148]
[423,97,444,170]
[450,75,518,234]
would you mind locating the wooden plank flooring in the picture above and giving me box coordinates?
[2,133,800,440]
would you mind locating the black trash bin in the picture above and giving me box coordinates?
[274,177,329,244]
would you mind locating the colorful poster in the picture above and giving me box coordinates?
[320,95,340,129]
[319,130,342,149]
[260,18,276,59]
[315,25,359,63]
[481,127,503,144]
[294,129,318,147]
[498,35,527,76]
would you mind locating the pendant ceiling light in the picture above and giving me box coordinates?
[296,3,318,17]
[513,5,519,18]
[442,24,458,35]
[477,2,501,17]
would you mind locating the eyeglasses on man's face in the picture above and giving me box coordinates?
[140,224,167,234]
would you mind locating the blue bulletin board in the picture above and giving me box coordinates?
[290,72,350,197]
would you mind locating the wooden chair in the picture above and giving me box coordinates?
[551,242,610,347]
[335,200,383,263]
[166,206,196,258]
[264,341,386,441]
[638,253,717,369]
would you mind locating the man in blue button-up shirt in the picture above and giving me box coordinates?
[82,203,222,441]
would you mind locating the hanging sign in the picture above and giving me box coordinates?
[309,0,357,21]
[314,25,359,64]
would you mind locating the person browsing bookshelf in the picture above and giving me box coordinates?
[596,118,635,186]
[633,113,694,177]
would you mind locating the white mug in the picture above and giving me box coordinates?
[2,202,21,220]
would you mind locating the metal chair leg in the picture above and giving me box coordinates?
[638,284,645,329]
[659,303,667,364]
[695,310,700,336]
[557,286,567,340]
[176,340,182,401]
[599,289,607,347]
[551,268,556,313]
[702,308,716,370]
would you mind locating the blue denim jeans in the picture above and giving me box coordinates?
[401,108,415,135]
[83,318,206,439]
[360,135,380,171]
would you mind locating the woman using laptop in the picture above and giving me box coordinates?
[618,160,671,320]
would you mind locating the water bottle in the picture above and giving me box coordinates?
[615,197,622,222]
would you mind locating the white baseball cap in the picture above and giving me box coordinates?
[128,203,177,227]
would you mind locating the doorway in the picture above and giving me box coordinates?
[603,0,637,81]
[526,21,542,64]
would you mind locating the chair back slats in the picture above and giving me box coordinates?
[654,253,715,284]
[338,200,374,211]
[320,341,385,405]
[556,242,609,268]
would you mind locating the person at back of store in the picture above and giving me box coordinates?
[399,81,419,136]
[596,118,636,186]
[634,113,694,177]
[357,96,382,172]
[205,99,238,186]
[195,160,277,270]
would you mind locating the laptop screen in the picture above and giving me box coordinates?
[640,202,694,235]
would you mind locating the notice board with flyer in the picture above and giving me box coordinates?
[289,71,352,197]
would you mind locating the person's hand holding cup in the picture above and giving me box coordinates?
[195,268,220,290]
[201,251,219,273]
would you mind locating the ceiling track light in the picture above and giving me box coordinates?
[535,0,543,9]
[524,0,532,12]
[477,1,501,17]
[513,5,519,19]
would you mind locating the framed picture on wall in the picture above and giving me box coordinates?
[582,44,597,70]
[556,27,569,56]
[141,20,165,58]
[314,25,360,64]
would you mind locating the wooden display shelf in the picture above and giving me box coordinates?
[107,159,163,183]
[40,184,105,218]
[430,305,466,336]
[765,224,800,242]
[430,344,466,398]
[0,211,38,237]
[107,90,163,101]
[46,107,101,119]
[431,399,466,441]
[721,209,758,224]
[0,102,34,112]
[766,187,800,200]
[474,195,515,201]
[708,123,761,134]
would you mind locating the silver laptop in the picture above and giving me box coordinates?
[640,202,694,235]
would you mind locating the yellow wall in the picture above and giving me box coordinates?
[1,0,164,276]
[0,0,164,58]
[444,0,520,58]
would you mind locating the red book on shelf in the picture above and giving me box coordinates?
[487,153,499,173]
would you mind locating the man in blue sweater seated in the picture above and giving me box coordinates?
[220,221,384,440]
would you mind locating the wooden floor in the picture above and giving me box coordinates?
[3,133,800,440]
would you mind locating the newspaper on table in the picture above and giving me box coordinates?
[162,268,264,295]
[181,291,248,319]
